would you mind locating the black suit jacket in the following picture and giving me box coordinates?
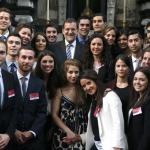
[49,40,85,68]
[128,100,150,150]
[13,73,47,136]
[0,69,16,136]
[1,61,9,72]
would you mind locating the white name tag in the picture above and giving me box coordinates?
[132,107,142,116]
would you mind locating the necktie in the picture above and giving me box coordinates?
[66,44,72,59]
[0,36,6,41]
[10,63,16,73]
[21,77,27,97]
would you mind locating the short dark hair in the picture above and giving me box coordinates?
[62,18,77,29]
[44,21,58,33]
[18,44,35,56]
[77,16,91,27]
[92,13,106,22]
[127,29,143,39]
[7,32,21,40]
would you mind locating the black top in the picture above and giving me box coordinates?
[114,86,130,133]
[90,99,100,141]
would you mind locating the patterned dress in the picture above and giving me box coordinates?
[52,96,87,150]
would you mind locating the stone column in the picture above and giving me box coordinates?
[107,0,116,25]
[58,0,67,25]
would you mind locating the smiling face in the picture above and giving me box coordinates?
[117,34,128,49]
[0,11,11,32]
[80,78,97,95]
[115,59,129,78]
[104,29,116,45]
[40,55,54,74]
[66,65,79,84]
[90,37,103,56]
[35,34,47,51]
[18,28,32,45]
[133,71,148,95]
[141,52,150,68]
[78,19,90,38]
[17,49,35,75]
[62,22,77,43]
[7,36,21,57]
[46,27,58,43]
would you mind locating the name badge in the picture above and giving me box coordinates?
[93,106,101,117]
[29,92,39,101]
[132,107,142,116]
[8,89,15,98]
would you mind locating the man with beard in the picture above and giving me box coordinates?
[0,7,12,41]
[1,33,21,73]
[12,45,47,150]
[49,18,84,69]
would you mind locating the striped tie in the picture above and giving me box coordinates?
[66,44,72,59]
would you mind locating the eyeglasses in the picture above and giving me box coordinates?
[0,50,6,55]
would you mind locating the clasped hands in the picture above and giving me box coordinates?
[15,130,33,144]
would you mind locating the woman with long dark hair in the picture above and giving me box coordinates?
[82,33,114,84]
[128,67,150,150]
[79,69,127,150]
[107,54,131,133]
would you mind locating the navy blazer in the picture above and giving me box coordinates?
[0,69,17,136]
[13,73,47,136]
[1,61,9,72]
[128,100,150,150]
[49,40,85,68]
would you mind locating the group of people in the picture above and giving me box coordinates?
[0,6,150,150]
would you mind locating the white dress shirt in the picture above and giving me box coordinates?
[132,55,141,71]
[65,40,76,58]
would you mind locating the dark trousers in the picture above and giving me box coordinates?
[11,137,46,150]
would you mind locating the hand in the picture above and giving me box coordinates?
[0,134,10,149]
[63,130,76,144]
[63,134,81,144]
[22,131,33,142]
[15,130,25,144]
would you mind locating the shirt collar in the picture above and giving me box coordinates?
[0,30,9,38]
[6,59,17,67]
[65,39,76,47]
[132,55,141,62]
[17,70,31,80]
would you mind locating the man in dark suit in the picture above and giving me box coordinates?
[0,7,12,41]
[0,40,17,150]
[127,30,143,75]
[1,33,21,73]
[76,16,91,45]
[49,18,85,68]
[12,45,47,150]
